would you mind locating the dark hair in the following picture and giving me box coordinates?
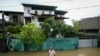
[49,47,53,49]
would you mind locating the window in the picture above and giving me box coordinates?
[27,10,30,13]
[37,10,43,15]
[50,11,55,15]
[25,17,31,24]
[38,18,46,22]
[44,10,49,15]
[12,15,18,24]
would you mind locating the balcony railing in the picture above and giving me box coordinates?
[30,10,35,14]
[30,10,55,16]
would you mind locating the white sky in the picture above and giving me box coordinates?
[0,0,100,25]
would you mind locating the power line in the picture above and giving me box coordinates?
[0,4,100,10]
[35,0,73,4]
[63,5,100,10]
[0,1,99,11]
[0,0,73,7]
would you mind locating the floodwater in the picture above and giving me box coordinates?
[0,48,100,56]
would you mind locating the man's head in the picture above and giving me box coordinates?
[50,47,54,50]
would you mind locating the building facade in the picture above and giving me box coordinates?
[22,3,68,27]
[0,3,68,26]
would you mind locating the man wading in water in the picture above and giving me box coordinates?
[48,47,56,56]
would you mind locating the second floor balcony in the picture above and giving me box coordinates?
[30,10,55,16]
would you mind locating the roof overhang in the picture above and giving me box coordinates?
[22,3,57,10]
[0,11,23,15]
[55,10,68,15]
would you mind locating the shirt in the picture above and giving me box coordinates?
[48,50,56,56]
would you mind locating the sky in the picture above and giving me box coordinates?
[0,0,100,25]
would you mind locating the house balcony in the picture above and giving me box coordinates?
[55,15,68,19]
[30,10,55,16]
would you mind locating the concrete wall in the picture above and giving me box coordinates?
[79,39,97,48]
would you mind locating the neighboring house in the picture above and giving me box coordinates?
[0,3,68,26]
[79,16,100,35]
[0,11,24,25]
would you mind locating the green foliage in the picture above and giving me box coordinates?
[72,20,83,31]
[64,26,78,37]
[6,25,22,34]
[52,20,67,37]
[41,18,78,38]
[5,22,15,26]
[72,20,89,37]
[41,18,56,37]
[77,32,89,37]
[20,23,45,45]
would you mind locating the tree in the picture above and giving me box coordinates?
[72,20,83,31]
[41,18,56,37]
[6,25,22,34]
[53,20,67,37]
[20,23,45,45]
[64,26,78,37]
[72,20,89,37]
[41,18,78,38]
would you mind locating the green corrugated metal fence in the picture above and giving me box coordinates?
[42,38,78,50]
[97,37,100,47]
[8,38,24,51]
[8,37,79,51]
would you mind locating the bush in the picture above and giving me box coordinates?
[6,25,22,34]
[20,23,45,45]
[77,32,89,37]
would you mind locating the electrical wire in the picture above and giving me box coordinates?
[64,5,100,10]
[0,0,99,11]
[0,0,73,7]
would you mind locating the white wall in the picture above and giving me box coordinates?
[79,39,97,48]
[24,7,32,14]
[31,16,40,27]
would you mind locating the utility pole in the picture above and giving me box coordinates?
[2,11,6,52]
[2,11,5,39]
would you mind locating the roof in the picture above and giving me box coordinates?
[22,3,57,10]
[79,16,100,30]
[55,10,68,15]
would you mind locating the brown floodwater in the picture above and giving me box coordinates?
[0,48,100,56]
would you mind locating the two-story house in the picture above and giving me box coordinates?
[0,3,68,26]
[22,3,68,27]
[0,11,23,25]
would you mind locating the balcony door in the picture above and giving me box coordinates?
[25,17,31,24]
